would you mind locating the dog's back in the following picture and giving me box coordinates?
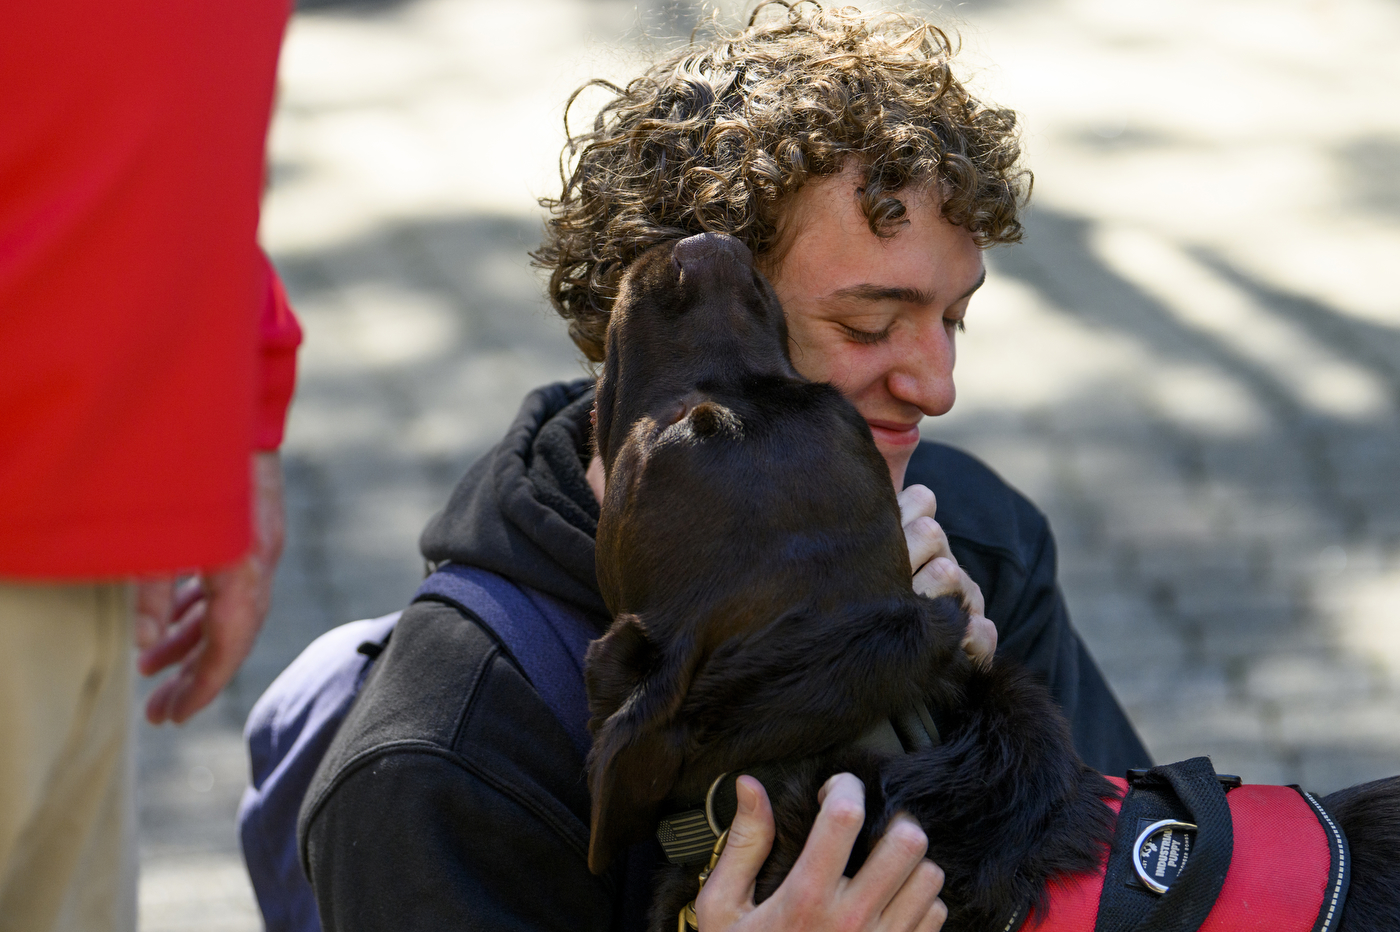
[1320,777,1400,932]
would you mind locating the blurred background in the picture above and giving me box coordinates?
[135,0,1400,927]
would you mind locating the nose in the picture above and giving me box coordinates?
[885,319,957,416]
[672,232,754,277]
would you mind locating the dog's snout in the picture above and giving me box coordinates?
[672,233,754,276]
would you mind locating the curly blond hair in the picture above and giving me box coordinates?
[534,2,1031,362]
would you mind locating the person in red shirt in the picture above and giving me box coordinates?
[0,2,298,928]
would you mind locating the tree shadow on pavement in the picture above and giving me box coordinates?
[941,205,1400,790]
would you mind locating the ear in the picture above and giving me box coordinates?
[584,613,655,727]
[584,615,695,874]
[687,401,742,440]
[587,710,683,874]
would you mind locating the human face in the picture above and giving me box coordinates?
[763,167,985,490]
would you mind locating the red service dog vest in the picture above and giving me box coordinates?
[1017,775,1350,932]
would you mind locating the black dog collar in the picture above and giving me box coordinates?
[655,700,942,866]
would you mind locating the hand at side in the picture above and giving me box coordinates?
[134,451,286,724]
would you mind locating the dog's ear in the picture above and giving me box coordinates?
[687,401,742,440]
[585,612,655,726]
[585,614,692,874]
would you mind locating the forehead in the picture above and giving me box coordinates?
[765,167,981,299]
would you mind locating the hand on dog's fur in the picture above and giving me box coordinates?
[899,485,997,666]
[696,775,948,932]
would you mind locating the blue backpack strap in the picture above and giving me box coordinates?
[238,611,400,932]
[238,566,600,932]
[413,563,597,757]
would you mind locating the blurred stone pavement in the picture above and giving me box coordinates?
[135,0,1400,927]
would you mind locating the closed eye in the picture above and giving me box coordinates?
[840,322,893,344]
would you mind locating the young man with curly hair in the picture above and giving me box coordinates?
[299,7,1150,931]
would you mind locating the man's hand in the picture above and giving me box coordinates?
[898,485,997,666]
[135,451,286,724]
[695,773,946,932]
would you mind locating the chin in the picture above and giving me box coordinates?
[882,453,913,491]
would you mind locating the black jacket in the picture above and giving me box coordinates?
[301,380,1150,932]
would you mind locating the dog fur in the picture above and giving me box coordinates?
[585,232,1400,932]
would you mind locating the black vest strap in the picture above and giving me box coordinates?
[1094,757,1234,932]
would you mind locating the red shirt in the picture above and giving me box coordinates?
[0,0,299,578]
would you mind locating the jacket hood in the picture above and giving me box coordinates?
[419,379,608,623]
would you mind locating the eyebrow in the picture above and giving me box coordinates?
[829,268,987,306]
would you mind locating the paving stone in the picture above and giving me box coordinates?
[1243,653,1382,705]
[1197,614,1332,664]
[1151,741,1295,788]
[1128,694,1276,773]
[1118,663,1237,715]
[1299,749,1400,797]
[1070,591,1186,680]
[1099,494,1223,543]
[1277,696,1400,751]
[139,855,261,932]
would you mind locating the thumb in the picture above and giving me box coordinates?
[695,776,773,926]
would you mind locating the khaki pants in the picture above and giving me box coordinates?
[0,583,137,932]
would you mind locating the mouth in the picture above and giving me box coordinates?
[865,419,922,447]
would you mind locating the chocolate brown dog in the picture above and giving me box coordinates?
[585,232,1116,930]
[585,232,1400,932]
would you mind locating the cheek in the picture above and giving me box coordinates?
[786,331,873,393]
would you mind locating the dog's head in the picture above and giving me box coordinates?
[593,232,794,473]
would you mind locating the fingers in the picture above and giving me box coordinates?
[133,577,175,650]
[705,778,947,932]
[900,488,980,614]
[171,575,205,617]
[137,576,207,673]
[912,556,985,618]
[695,776,772,929]
[897,484,938,529]
[877,852,946,932]
[160,561,268,724]
[901,487,996,667]
[899,487,950,575]
[960,614,998,667]
[842,814,929,920]
[719,773,868,931]
[143,643,204,724]
[919,902,949,932]
[137,598,206,677]
[787,772,869,891]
